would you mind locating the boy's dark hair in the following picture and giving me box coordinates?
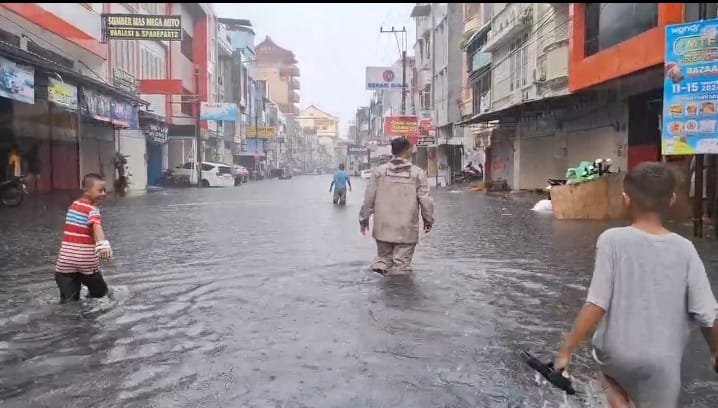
[82,173,104,189]
[339,163,345,170]
[623,162,676,214]
[391,137,411,156]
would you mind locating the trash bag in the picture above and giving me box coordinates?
[566,161,600,185]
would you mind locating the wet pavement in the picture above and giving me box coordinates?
[1,176,717,407]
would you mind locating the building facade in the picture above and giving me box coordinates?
[0,3,145,192]
[252,36,301,116]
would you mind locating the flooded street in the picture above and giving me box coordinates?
[1,176,717,407]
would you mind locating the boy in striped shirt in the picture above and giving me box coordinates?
[55,173,113,303]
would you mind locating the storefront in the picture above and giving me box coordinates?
[79,87,115,187]
[140,112,168,186]
[0,42,146,193]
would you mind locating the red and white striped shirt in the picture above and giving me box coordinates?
[55,198,102,274]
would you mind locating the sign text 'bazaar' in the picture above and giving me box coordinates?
[102,14,182,41]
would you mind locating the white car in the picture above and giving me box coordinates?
[360,169,373,180]
[174,161,235,187]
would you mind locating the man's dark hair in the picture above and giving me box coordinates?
[623,162,676,214]
[339,163,345,170]
[82,173,104,189]
[391,137,411,156]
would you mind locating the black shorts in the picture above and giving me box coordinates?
[54,271,109,303]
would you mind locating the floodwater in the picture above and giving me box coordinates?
[1,176,716,407]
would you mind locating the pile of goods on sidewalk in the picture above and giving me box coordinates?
[565,158,613,185]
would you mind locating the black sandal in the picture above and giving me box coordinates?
[521,350,576,395]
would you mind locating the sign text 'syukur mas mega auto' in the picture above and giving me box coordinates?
[663,18,718,155]
[102,14,182,41]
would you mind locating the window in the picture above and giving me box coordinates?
[584,3,658,57]
[509,33,528,91]
[112,40,139,77]
[181,30,193,61]
[181,88,194,116]
[141,3,162,14]
[140,47,164,80]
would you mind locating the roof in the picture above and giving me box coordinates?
[410,4,431,18]
[217,17,253,27]
[0,41,147,105]
[300,105,337,119]
[256,36,294,56]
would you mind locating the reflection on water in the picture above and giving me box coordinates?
[0,179,716,407]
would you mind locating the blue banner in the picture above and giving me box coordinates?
[663,19,718,155]
[0,55,34,104]
[111,100,138,129]
[200,102,238,121]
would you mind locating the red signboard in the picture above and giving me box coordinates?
[417,118,435,146]
[383,115,418,145]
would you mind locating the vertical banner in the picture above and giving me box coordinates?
[663,19,718,155]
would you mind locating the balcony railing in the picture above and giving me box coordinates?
[483,5,533,52]
[291,91,300,104]
[470,51,491,73]
[290,77,300,90]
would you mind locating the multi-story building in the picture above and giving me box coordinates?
[165,4,217,176]
[0,4,147,192]
[458,3,573,190]
[410,3,464,185]
[221,17,255,167]
[253,36,300,116]
[296,105,339,168]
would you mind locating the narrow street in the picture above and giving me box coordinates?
[1,177,716,407]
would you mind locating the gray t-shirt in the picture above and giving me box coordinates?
[588,226,718,407]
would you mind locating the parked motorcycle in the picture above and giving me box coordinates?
[0,176,28,207]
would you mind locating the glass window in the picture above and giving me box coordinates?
[585,3,658,57]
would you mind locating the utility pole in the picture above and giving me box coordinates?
[694,2,709,237]
[194,66,202,187]
[380,26,408,115]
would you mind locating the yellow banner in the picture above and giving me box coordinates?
[246,126,276,138]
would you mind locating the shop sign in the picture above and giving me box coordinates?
[348,144,368,155]
[102,14,182,41]
[80,87,112,122]
[246,126,276,138]
[0,55,34,104]
[200,102,238,121]
[383,115,419,145]
[48,78,78,110]
[142,123,168,144]
[663,19,718,154]
[113,67,136,93]
[111,100,138,129]
[417,118,435,146]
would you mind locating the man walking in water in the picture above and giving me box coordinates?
[359,137,434,275]
[330,163,352,206]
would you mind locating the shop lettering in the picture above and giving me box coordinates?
[106,15,181,28]
[108,28,181,40]
[104,14,182,41]
[674,35,717,54]
[686,65,718,76]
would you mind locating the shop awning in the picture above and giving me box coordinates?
[0,41,148,106]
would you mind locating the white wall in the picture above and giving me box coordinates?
[117,130,147,191]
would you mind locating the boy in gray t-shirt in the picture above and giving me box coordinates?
[553,162,718,408]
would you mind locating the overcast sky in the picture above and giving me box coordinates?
[213,3,416,137]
